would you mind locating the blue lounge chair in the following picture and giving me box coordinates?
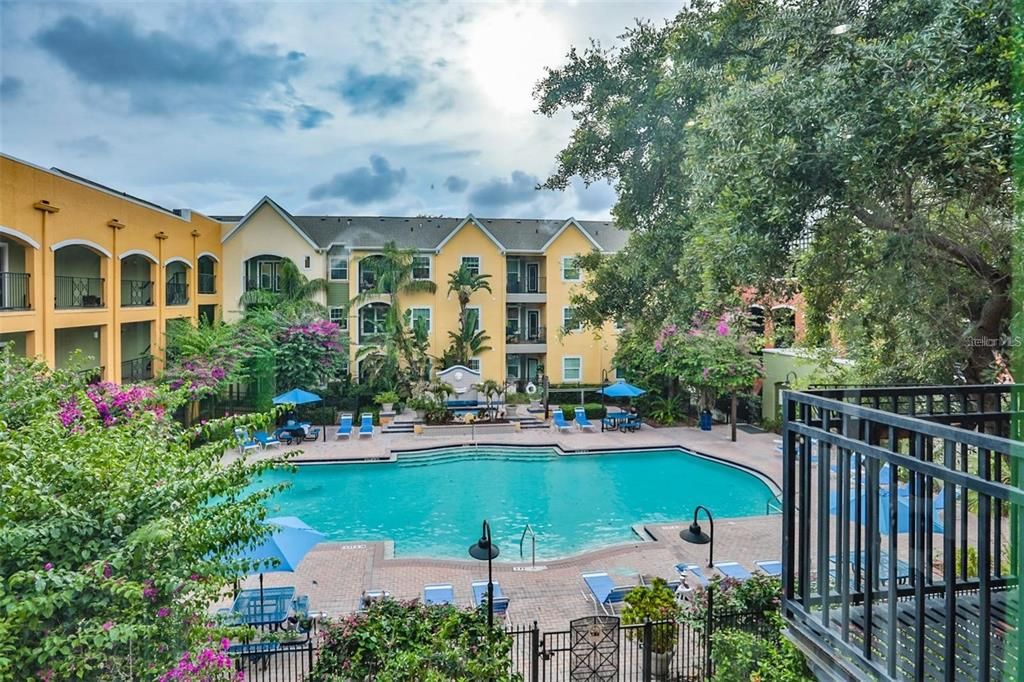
[716,562,752,581]
[335,413,353,440]
[574,407,596,432]
[358,413,374,438]
[553,411,573,433]
[754,560,782,577]
[581,572,633,615]
[254,430,281,449]
[471,580,510,618]
[423,583,454,605]
[675,563,710,588]
[234,428,260,455]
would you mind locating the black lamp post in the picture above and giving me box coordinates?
[679,505,715,567]
[468,519,500,628]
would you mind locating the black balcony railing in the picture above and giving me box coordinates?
[198,272,216,294]
[121,355,153,382]
[55,275,104,309]
[507,273,547,294]
[121,279,154,307]
[506,327,547,345]
[0,272,30,310]
[166,282,189,306]
[782,384,1023,680]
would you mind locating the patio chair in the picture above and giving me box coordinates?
[358,413,374,438]
[423,583,454,606]
[254,430,281,449]
[335,413,354,440]
[234,428,260,455]
[552,411,573,433]
[754,560,782,577]
[581,572,634,615]
[674,563,710,588]
[471,580,510,619]
[360,589,391,610]
[716,562,752,581]
[621,415,642,432]
[574,407,596,432]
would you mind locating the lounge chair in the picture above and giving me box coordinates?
[234,428,260,455]
[360,589,391,610]
[471,580,510,619]
[358,413,374,438]
[423,583,454,605]
[674,563,710,588]
[552,411,573,433]
[754,560,782,577]
[335,413,354,440]
[830,551,912,585]
[581,572,634,615]
[254,430,281,449]
[716,562,752,581]
[574,407,596,432]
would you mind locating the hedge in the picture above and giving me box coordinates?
[560,403,607,420]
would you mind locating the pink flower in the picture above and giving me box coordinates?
[43,562,53,571]
[157,607,170,618]
[102,621,114,632]
[716,321,729,336]
[103,563,112,578]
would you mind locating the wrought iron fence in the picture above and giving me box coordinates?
[198,272,216,294]
[55,275,103,308]
[781,385,1023,681]
[121,279,153,306]
[166,281,189,306]
[0,271,30,310]
[121,355,152,382]
[230,641,316,682]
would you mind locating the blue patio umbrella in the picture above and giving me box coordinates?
[597,380,647,398]
[272,388,326,441]
[232,516,325,615]
[829,488,943,535]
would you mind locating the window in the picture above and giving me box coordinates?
[329,307,348,331]
[412,255,431,280]
[257,260,280,291]
[468,358,481,373]
[561,256,581,281]
[461,256,481,276]
[562,307,582,333]
[507,358,521,379]
[409,307,432,333]
[562,357,582,382]
[466,306,481,333]
[506,306,521,337]
[359,303,389,342]
[303,256,311,269]
[329,255,348,281]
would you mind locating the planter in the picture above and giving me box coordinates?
[415,409,426,420]
[650,650,674,679]
[381,403,394,413]
[529,399,541,409]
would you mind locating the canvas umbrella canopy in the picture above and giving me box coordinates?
[829,488,943,535]
[597,380,647,398]
[272,388,326,441]
[231,516,325,616]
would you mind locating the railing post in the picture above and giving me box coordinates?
[642,618,652,682]
[530,621,540,682]
[704,585,714,679]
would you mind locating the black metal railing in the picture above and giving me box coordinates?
[507,273,547,294]
[782,385,1023,680]
[76,366,105,384]
[55,275,104,308]
[506,327,547,345]
[0,272,30,310]
[165,282,189,306]
[121,279,153,307]
[229,641,316,682]
[121,356,152,382]
[198,272,216,294]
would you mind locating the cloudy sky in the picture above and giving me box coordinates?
[0,1,679,219]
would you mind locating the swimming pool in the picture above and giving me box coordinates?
[253,446,776,560]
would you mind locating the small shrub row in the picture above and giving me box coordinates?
[559,403,607,420]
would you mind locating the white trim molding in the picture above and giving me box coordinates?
[540,218,603,253]
[0,225,41,249]
[50,238,112,258]
[164,256,193,268]
[197,251,220,262]
[435,214,505,254]
[221,195,320,249]
[408,305,433,333]
[562,355,583,383]
[119,249,158,263]
[460,254,482,277]
[560,255,582,282]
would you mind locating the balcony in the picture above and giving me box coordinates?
[0,272,31,310]
[506,326,547,353]
[166,282,189,306]
[55,275,104,309]
[506,271,546,303]
[121,279,154,307]
[782,384,1022,680]
[198,272,216,295]
[121,355,153,382]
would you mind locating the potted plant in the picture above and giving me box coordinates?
[621,578,680,679]
[408,397,429,420]
[374,390,399,413]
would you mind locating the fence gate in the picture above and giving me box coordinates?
[569,616,619,681]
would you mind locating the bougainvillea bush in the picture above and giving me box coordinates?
[275,319,347,390]
[310,599,521,682]
[0,347,291,680]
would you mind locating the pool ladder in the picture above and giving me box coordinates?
[519,523,537,570]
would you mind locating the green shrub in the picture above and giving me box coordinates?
[311,599,521,681]
[620,578,680,654]
[560,403,606,420]
[710,613,812,681]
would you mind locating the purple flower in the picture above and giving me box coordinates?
[716,321,729,336]
[43,562,53,571]
[157,607,170,618]
[103,563,112,578]
[102,620,114,632]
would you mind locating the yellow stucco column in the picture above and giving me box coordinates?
[32,200,60,369]
[191,229,200,323]
[108,220,125,383]
[155,231,168,370]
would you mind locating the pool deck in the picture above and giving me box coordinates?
[228,423,788,630]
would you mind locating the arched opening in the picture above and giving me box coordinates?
[198,254,217,294]
[120,253,155,307]
[165,259,191,306]
[748,305,765,338]
[358,255,386,293]
[244,254,284,292]
[54,243,106,309]
[0,230,36,311]
[358,302,390,344]
[772,306,796,348]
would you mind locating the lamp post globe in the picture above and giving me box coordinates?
[679,505,715,567]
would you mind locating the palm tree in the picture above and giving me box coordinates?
[447,263,492,332]
[474,379,505,421]
[442,323,492,368]
[239,259,328,315]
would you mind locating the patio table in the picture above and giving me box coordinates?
[232,586,296,629]
[601,410,632,432]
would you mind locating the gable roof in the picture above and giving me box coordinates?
[220,196,320,249]
[213,200,628,253]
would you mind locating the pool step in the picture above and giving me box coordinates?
[396,448,559,467]
[381,416,549,435]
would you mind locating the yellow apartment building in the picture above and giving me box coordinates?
[1,154,625,387]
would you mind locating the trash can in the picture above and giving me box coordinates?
[699,409,713,431]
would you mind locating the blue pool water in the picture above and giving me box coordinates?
[252,447,776,560]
